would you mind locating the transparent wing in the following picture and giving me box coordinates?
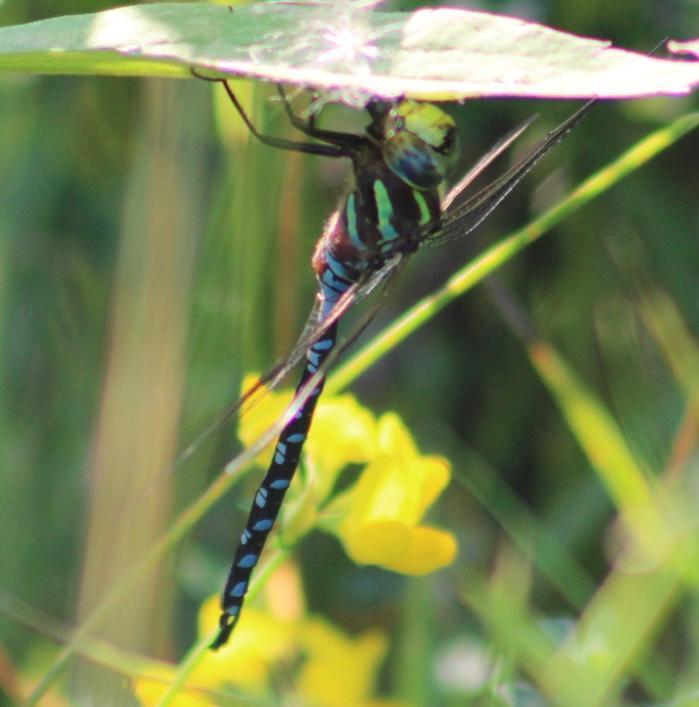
[441,115,538,213]
[425,100,596,248]
[174,101,593,477]
[173,253,405,472]
[210,254,407,479]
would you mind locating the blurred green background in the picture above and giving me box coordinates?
[0,0,698,704]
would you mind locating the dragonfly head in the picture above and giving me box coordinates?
[368,99,458,190]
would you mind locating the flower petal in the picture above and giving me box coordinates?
[307,394,377,501]
[344,520,457,574]
[237,373,293,467]
[194,595,294,691]
[297,616,388,706]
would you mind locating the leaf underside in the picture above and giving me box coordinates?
[0,2,697,104]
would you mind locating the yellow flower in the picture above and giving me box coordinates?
[190,595,295,693]
[176,579,404,706]
[296,616,405,707]
[237,374,457,573]
[237,375,375,486]
[138,386,455,706]
[305,393,376,501]
[135,596,294,705]
[326,413,457,575]
[237,373,293,467]
[237,374,377,539]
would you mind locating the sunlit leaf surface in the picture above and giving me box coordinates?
[0,2,697,103]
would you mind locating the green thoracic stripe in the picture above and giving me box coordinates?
[346,193,364,251]
[373,179,399,242]
[412,189,432,226]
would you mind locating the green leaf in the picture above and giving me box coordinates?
[0,2,698,103]
[527,340,652,513]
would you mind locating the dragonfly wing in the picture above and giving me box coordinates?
[441,115,538,213]
[174,254,404,472]
[252,253,405,403]
[242,253,404,407]
[174,282,352,470]
[425,100,596,248]
[211,257,406,490]
[330,254,406,358]
[354,253,404,299]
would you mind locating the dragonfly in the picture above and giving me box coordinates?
[201,75,595,649]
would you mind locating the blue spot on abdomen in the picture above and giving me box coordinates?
[270,479,290,490]
[252,518,274,531]
[237,554,258,569]
[230,581,247,598]
[255,488,268,508]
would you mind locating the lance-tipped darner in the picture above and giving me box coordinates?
[205,78,594,648]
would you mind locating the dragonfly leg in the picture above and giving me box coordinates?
[191,68,350,158]
[275,84,365,151]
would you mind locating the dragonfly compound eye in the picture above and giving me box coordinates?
[382,100,459,190]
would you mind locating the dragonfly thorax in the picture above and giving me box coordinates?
[312,100,457,310]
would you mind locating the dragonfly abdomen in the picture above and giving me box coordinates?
[213,318,339,649]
